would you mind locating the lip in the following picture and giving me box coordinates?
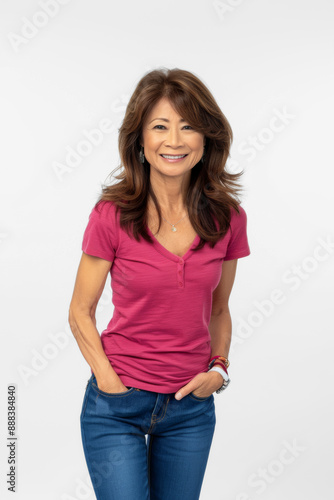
[160,154,188,163]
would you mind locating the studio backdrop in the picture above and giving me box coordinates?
[1,1,333,499]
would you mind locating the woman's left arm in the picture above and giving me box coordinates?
[209,259,239,359]
[174,259,239,399]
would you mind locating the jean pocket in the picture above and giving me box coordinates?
[90,374,135,397]
[189,391,213,401]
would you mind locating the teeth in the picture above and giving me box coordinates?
[162,154,187,159]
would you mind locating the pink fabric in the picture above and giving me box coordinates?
[81,200,251,393]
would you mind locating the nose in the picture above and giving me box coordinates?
[165,126,184,148]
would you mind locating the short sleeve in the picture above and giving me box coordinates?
[224,205,251,261]
[81,202,117,262]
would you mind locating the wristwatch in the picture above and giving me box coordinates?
[209,366,231,393]
[216,378,230,393]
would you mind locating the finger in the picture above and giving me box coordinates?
[175,385,193,400]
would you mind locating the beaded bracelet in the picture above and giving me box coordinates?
[209,355,230,369]
[211,360,228,375]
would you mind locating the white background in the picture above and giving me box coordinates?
[1,1,333,499]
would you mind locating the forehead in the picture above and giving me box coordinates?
[146,97,182,119]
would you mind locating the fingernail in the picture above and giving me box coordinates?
[175,392,181,400]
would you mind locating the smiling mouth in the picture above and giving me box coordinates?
[160,154,188,159]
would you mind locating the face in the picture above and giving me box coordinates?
[141,97,205,176]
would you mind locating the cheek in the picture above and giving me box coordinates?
[192,144,204,157]
[191,137,205,151]
[145,136,160,152]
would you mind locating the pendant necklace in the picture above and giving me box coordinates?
[161,214,188,232]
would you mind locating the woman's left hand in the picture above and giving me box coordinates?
[175,371,223,400]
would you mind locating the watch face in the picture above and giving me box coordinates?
[217,379,230,393]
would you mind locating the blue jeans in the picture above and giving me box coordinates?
[80,373,216,500]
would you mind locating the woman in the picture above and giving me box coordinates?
[69,67,251,500]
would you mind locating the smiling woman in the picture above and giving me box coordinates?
[69,67,251,500]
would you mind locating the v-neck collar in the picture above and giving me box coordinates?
[146,225,201,262]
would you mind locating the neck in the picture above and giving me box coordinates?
[148,170,190,216]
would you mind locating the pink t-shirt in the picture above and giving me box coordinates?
[81,200,251,393]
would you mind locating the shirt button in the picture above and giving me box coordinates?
[179,259,183,265]
[178,281,183,286]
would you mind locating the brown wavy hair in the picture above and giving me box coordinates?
[95,67,246,250]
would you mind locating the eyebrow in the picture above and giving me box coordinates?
[148,118,187,124]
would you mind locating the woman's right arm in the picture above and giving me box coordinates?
[68,252,127,392]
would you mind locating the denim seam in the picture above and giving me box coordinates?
[80,382,104,500]
[154,396,170,423]
[81,379,91,419]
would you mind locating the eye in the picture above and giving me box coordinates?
[153,125,193,130]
